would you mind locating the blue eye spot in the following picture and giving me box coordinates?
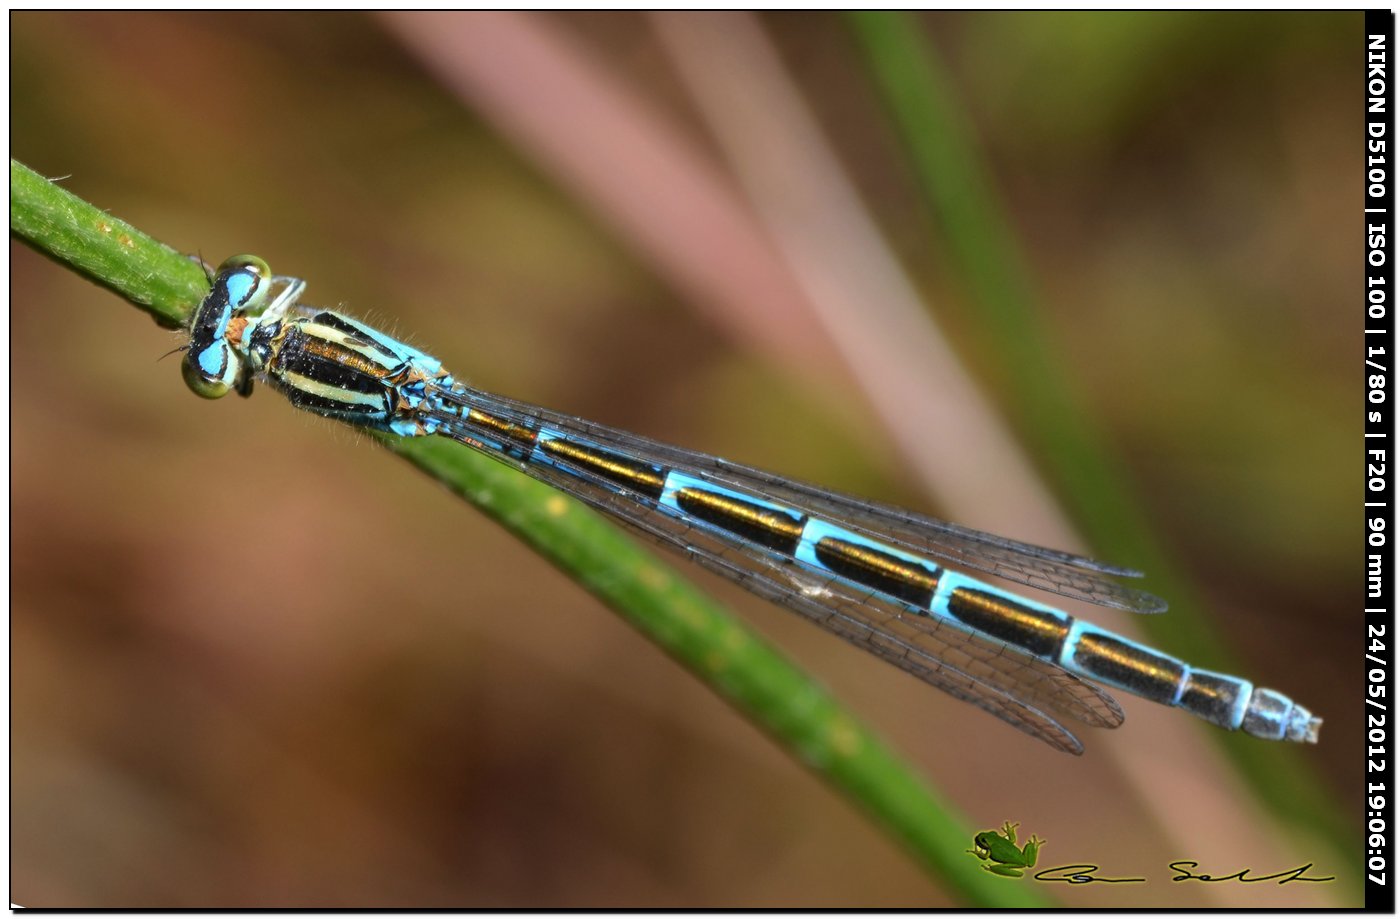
[196,342,227,377]
[223,271,258,308]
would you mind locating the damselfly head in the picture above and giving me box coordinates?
[181,255,271,400]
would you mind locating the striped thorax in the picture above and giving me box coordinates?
[245,310,455,438]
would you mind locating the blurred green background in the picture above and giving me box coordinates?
[12,11,1358,907]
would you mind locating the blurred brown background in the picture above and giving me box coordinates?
[12,11,1357,907]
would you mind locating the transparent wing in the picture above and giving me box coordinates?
[450,387,1166,614]
[426,392,1125,754]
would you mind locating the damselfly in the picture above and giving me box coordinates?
[181,255,1321,755]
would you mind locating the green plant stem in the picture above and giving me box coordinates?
[10,158,1046,907]
[844,11,1347,863]
[9,160,206,329]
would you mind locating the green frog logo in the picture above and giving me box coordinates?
[967,821,1044,878]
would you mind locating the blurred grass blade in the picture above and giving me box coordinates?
[9,157,1050,907]
[378,11,842,377]
[844,11,1348,865]
[651,11,1077,540]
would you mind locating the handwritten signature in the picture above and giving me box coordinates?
[1030,862,1334,885]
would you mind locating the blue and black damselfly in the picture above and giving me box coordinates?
[181,254,1322,755]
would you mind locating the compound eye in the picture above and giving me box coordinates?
[182,340,241,399]
[215,254,273,311]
